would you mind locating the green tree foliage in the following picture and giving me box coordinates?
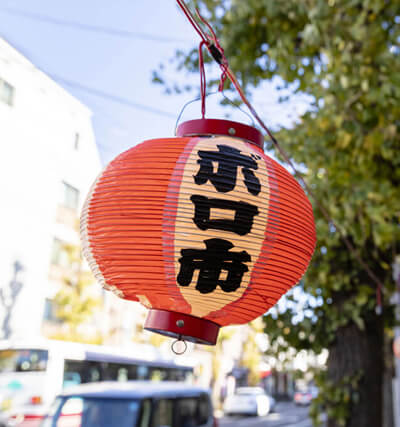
[201,326,236,409]
[167,1,400,425]
[53,243,101,342]
[240,319,264,386]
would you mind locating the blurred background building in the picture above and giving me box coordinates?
[0,37,100,340]
[0,37,155,348]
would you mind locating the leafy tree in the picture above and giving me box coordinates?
[52,243,101,343]
[164,1,400,425]
[239,319,264,386]
[208,327,235,408]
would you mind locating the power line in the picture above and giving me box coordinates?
[0,35,179,118]
[51,74,177,118]
[0,6,190,44]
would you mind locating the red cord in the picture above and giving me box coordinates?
[198,41,207,118]
[195,7,228,92]
[176,0,208,44]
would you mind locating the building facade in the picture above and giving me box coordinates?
[0,37,101,340]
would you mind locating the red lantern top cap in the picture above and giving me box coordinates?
[176,118,264,148]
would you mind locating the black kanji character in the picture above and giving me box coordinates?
[177,238,251,294]
[191,195,259,236]
[193,144,261,195]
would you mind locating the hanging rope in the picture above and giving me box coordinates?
[176,0,384,312]
[198,40,207,118]
[174,90,255,135]
[195,9,228,91]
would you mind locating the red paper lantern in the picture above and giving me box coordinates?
[81,119,316,345]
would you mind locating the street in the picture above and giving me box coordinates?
[218,402,314,427]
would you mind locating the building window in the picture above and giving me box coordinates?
[51,238,69,267]
[62,182,79,210]
[0,78,15,106]
[74,133,80,150]
[43,298,58,322]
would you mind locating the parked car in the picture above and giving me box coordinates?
[294,387,318,406]
[223,387,275,417]
[39,381,217,427]
[0,412,8,427]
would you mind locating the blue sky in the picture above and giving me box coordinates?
[0,0,306,165]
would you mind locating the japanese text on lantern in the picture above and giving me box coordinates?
[177,142,264,296]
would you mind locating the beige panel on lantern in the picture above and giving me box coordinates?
[174,137,270,317]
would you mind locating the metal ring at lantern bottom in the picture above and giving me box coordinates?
[171,338,188,355]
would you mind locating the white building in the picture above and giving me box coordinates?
[0,37,102,340]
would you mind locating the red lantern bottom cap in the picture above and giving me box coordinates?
[144,309,220,345]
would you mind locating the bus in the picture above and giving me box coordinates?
[0,339,194,426]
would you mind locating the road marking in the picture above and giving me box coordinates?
[294,420,313,427]
[218,414,301,426]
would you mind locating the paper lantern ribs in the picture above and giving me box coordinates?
[81,119,316,345]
